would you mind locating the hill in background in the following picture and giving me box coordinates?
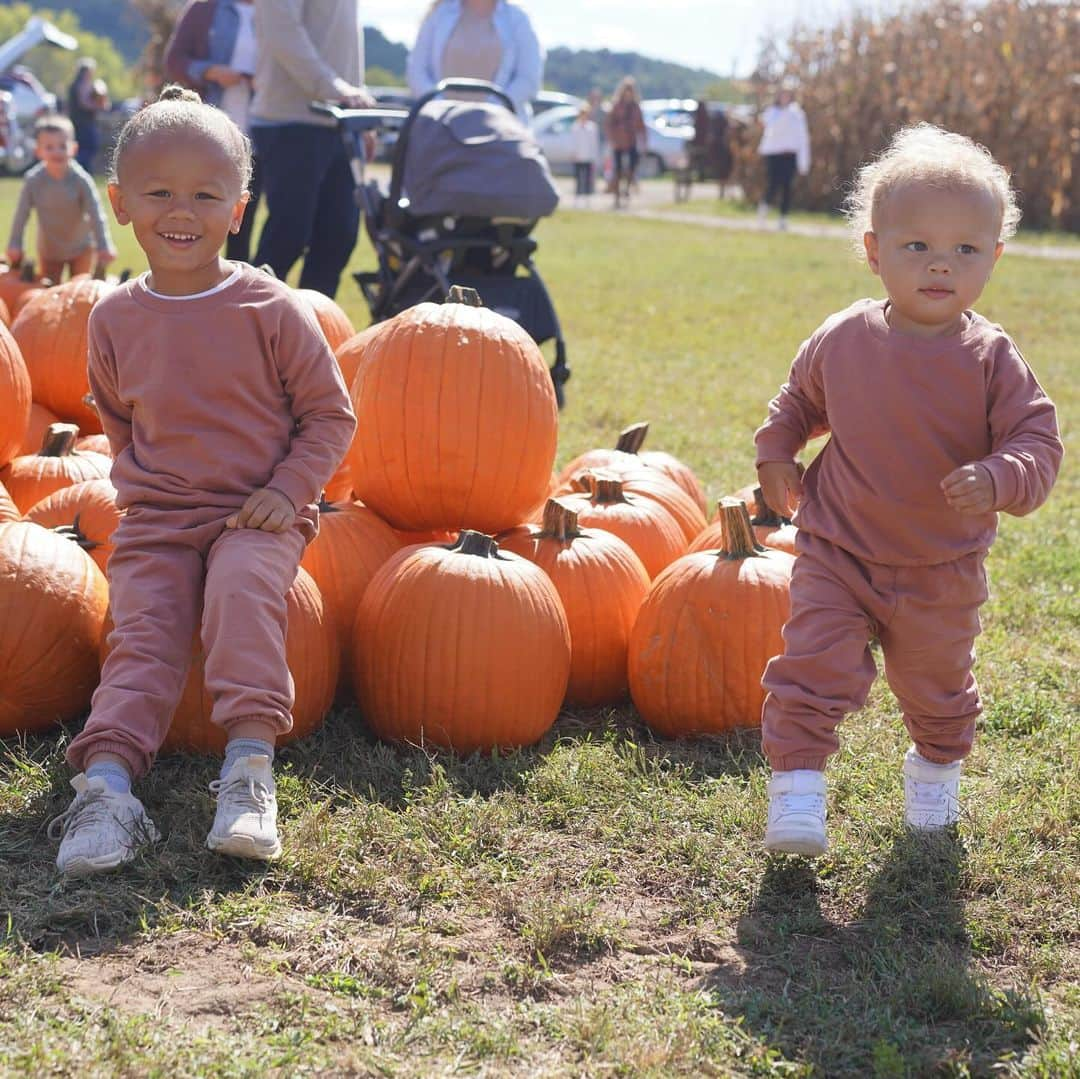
[6,1,731,100]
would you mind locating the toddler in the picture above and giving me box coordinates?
[754,124,1063,855]
[570,105,600,206]
[7,114,116,282]
[48,86,356,876]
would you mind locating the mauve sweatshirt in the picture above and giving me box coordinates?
[755,299,1063,566]
[87,263,356,529]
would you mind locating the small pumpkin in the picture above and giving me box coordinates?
[0,261,46,318]
[629,499,795,737]
[0,423,111,513]
[298,288,356,353]
[352,530,570,752]
[19,401,61,457]
[75,433,112,457]
[0,320,31,469]
[25,477,122,574]
[0,480,18,524]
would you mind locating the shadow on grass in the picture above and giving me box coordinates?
[716,832,1043,1076]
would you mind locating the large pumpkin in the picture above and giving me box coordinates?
[499,499,650,708]
[0,321,31,470]
[99,566,338,755]
[352,530,570,752]
[11,274,113,433]
[0,521,109,735]
[0,262,46,318]
[0,480,19,524]
[19,401,61,457]
[25,478,123,574]
[0,423,111,514]
[347,287,558,533]
[298,288,356,353]
[629,499,795,737]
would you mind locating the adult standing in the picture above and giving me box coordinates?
[406,0,543,120]
[164,0,262,262]
[67,58,109,175]
[250,0,373,298]
[756,86,810,231]
[605,76,646,209]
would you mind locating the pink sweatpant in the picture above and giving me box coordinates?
[68,506,307,778]
[761,532,988,771]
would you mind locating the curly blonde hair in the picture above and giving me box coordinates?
[110,84,252,190]
[844,123,1021,257]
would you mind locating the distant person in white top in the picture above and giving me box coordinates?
[407,0,543,119]
[757,87,811,231]
[570,105,600,205]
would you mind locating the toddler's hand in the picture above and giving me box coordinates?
[940,463,994,515]
[226,488,295,532]
[757,461,803,518]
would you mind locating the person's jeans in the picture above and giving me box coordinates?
[763,152,798,216]
[227,151,262,264]
[251,124,359,297]
[74,122,99,175]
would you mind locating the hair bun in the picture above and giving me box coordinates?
[157,83,203,105]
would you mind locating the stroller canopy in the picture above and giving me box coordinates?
[399,98,560,221]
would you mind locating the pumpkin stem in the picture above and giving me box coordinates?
[453,529,500,558]
[585,471,629,506]
[318,494,338,512]
[714,498,767,560]
[20,260,36,282]
[55,514,99,551]
[39,423,80,458]
[539,498,582,541]
[750,487,792,528]
[446,285,482,307]
[614,421,649,455]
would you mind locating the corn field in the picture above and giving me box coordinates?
[738,0,1080,232]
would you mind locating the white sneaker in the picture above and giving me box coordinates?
[206,755,281,860]
[778,216,789,231]
[49,774,160,877]
[903,748,961,830]
[764,770,828,855]
[757,200,769,224]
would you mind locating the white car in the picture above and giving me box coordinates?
[532,102,689,178]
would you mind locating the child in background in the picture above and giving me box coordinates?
[7,115,116,281]
[754,124,1062,856]
[47,86,356,876]
[570,104,600,207]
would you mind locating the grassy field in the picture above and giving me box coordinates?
[1,176,1077,1077]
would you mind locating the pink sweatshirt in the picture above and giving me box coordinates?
[87,263,356,532]
[755,299,1062,566]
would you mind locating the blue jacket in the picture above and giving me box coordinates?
[406,1,543,118]
[164,0,246,110]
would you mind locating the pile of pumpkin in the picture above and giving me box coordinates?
[0,272,798,754]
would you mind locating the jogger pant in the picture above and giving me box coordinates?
[761,532,989,771]
[67,506,307,778]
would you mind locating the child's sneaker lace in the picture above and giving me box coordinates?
[206,754,281,860]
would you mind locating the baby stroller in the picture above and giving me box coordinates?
[313,80,571,405]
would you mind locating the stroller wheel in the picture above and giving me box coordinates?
[550,359,570,409]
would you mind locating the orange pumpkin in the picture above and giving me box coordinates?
[352,530,570,752]
[0,520,109,735]
[299,499,401,689]
[0,423,111,513]
[20,401,61,456]
[0,262,46,318]
[629,499,795,737]
[392,526,458,547]
[100,566,337,755]
[0,480,18,523]
[499,499,650,707]
[75,433,112,457]
[347,287,558,533]
[25,478,122,574]
[701,488,798,556]
[298,289,356,353]
[0,295,9,328]
[0,320,31,469]
[558,471,687,580]
[12,274,113,433]
[559,422,707,513]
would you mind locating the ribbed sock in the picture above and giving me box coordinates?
[222,738,275,778]
[86,760,132,795]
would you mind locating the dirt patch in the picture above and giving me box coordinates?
[58,932,312,1031]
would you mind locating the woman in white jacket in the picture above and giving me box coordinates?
[756,88,811,230]
[407,0,543,120]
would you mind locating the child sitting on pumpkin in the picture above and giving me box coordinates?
[754,123,1063,856]
[48,86,355,876]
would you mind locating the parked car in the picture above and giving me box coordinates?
[532,102,689,178]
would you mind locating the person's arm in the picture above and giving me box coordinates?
[265,298,357,510]
[258,0,366,102]
[86,312,132,458]
[501,9,543,113]
[163,0,214,89]
[78,171,116,260]
[796,107,811,176]
[406,12,440,98]
[6,176,34,259]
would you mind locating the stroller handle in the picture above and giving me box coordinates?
[309,102,409,132]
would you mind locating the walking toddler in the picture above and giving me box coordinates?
[754,124,1062,855]
[7,114,116,282]
[570,105,600,206]
[49,86,356,876]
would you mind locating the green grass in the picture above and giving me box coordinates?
[1,176,1077,1077]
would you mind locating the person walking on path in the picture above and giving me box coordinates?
[606,76,646,210]
[570,104,600,206]
[67,58,110,175]
[754,124,1062,858]
[164,0,262,262]
[250,0,373,297]
[6,114,116,281]
[49,87,355,877]
[756,86,810,230]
